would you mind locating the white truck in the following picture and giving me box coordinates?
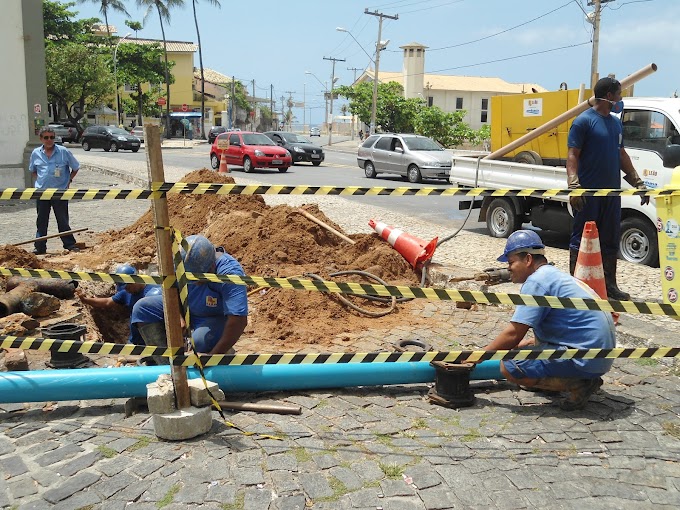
[450,97,680,266]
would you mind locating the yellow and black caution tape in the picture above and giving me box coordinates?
[1,265,678,317]
[1,335,678,364]
[2,183,679,200]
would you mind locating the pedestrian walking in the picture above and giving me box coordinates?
[29,126,81,254]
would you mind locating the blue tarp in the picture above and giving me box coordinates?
[169,112,202,118]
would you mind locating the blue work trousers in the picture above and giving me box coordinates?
[35,199,76,251]
[569,196,621,256]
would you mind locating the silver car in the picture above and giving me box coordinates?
[357,133,451,183]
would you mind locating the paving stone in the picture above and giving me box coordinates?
[505,469,544,490]
[105,436,140,453]
[174,482,208,504]
[115,478,152,502]
[230,466,265,486]
[42,471,101,504]
[383,497,427,509]
[589,480,648,500]
[56,451,102,477]
[353,460,385,482]
[299,472,333,499]
[1,455,29,478]
[139,476,181,503]
[52,490,102,510]
[270,470,301,495]
[270,494,307,510]
[9,476,39,498]
[17,500,53,510]
[313,453,340,469]
[646,487,680,506]
[402,463,443,490]
[206,483,237,504]
[266,453,298,472]
[417,486,460,509]
[487,490,531,510]
[348,487,384,508]
[35,444,84,468]
[244,487,273,510]
[129,457,166,478]
[92,471,139,499]
[96,455,133,477]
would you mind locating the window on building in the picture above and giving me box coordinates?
[124,83,136,92]
[481,98,489,123]
[456,97,463,110]
[428,96,434,107]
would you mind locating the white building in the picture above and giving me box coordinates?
[356,42,547,130]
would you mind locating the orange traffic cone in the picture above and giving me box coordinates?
[369,219,438,268]
[218,152,229,173]
[574,221,619,323]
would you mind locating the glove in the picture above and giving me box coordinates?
[624,172,650,206]
[567,173,586,212]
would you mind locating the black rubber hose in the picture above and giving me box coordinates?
[328,270,413,303]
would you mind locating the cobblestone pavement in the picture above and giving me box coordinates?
[1,150,679,509]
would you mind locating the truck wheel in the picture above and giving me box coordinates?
[513,151,543,165]
[619,216,659,267]
[486,198,521,238]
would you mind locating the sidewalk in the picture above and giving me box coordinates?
[1,160,679,509]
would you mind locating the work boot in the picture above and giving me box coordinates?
[530,377,603,410]
[569,248,579,276]
[602,255,631,301]
[138,322,170,365]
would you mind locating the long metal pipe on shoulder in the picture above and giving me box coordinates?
[485,63,657,161]
[0,361,503,403]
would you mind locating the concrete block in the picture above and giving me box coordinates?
[187,378,225,407]
[146,375,176,415]
[152,406,213,441]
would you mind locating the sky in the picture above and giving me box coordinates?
[68,0,679,126]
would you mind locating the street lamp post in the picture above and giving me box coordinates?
[113,32,132,127]
[305,71,328,135]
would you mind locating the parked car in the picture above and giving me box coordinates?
[309,127,321,137]
[210,131,292,173]
[263,131,325,166]
[208,126,227,144]
[81,125,141,152]
[357,133,451,183]
[130,126,144,142]
[48,123,78,143]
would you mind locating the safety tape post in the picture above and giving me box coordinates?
[1,336,678,364]
[2,184,680,200]
[1,266,678,317]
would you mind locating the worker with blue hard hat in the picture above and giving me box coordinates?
[131,235,248,364]
[481,230,616,410]
[76,263,161,345]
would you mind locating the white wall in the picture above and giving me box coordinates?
[0,1,29,186]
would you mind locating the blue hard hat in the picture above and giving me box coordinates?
[180,235,216,273]
[115,263,137,291]
[146,286,162,296]
[497,230,545,262]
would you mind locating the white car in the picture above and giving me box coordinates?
[309,127,321,137]
[130,126,144,142]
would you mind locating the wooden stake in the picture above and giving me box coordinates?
[12,227,89,247]
[144,124,191,409]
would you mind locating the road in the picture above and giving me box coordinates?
[71,139,488,236]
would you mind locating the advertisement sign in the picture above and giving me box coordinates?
[523,98,542,117]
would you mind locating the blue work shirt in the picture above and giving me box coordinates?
[29,144,80,189]
[511,264,616,375]
[131,253,248,350]
[567,108,623,188]
[112,285,161,345]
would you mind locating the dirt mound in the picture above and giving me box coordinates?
[5,169,425,351]
[0,245,44,271]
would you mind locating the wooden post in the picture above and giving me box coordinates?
[144,124,191,409]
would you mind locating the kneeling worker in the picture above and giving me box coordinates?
[482,230,615,410]
[76,263,161,345]
[131,235,248,363]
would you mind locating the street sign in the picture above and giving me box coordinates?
[181,104,188,112]
[33,104,41,114]
[157,97,166,106]
[216,138,230,149]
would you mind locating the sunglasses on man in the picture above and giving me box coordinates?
[42,135,55,140]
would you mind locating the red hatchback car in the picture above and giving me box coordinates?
[210,131,292,173]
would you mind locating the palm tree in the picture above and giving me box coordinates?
[137,0,185,138]
[125,20,143,38]
[80,0,130,40]
[191,0,220,139]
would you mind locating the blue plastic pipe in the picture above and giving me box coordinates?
[0,360,503,404]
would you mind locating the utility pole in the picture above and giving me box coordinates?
[365,9,398,135]
[587,0,614,89]
[230,76,235,129]
[270,84,274,131]
[347,66,362,140]
[323,56,345,146]
[303,82,306,133]
[280,96,285,130]
[251,79,256,131]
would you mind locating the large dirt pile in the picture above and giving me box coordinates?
[2,169,425,352]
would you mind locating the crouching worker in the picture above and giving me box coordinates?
[76,263,161,345]
[131,235,248,364]
[482,230,615,411]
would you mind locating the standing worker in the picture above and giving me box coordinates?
[481,230,616,411]
[131,235,248,364]
[76,264,161,345]
[29,126,81,255]
[566,76,650,300]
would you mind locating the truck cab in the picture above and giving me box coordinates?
[451,96,680,267]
